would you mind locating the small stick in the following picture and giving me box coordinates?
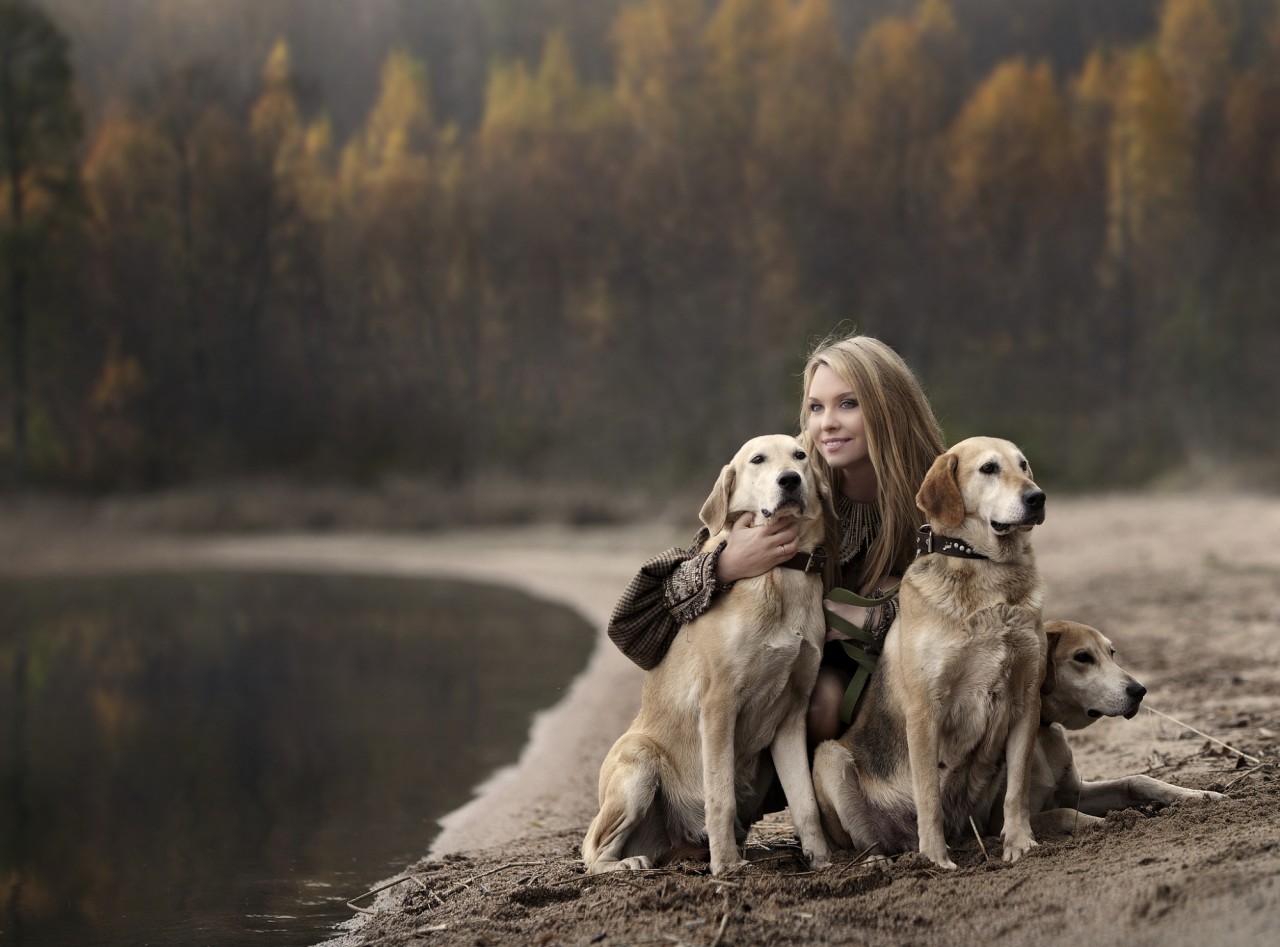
[968,816,989,862]
[709,894,733,947]
[346,874,416,914]
[346,860,548,916]
[1222,763,1267,792]
[1145,706,1262,765]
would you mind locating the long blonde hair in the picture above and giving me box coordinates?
[798,333,945,590]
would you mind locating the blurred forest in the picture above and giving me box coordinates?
[2,0,1278,493]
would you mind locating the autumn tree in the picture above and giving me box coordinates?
[1156,0,1232,139]
[472,32,631,469]
[247,39,337,464]
[827,0,967,365]
[753,0,848,339]
[333,48,460,470]
[1104,49,1196,386]
[0,0,82,483]
[945,59,1077,333]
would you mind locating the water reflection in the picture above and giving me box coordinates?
[0,573,594,946]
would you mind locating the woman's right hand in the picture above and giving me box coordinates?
[714,513,800,584]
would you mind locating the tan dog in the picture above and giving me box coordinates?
[813,436,1047,868]
[983,620,1227,835]
[583,435,832,875]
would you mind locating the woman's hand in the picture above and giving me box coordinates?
[714,513,800,584]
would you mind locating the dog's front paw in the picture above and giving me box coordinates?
[804,840,832,871]
[1001,829,1038,863]
[1199,790,1228,803]
[919,841,956,870]
[711,855,749,876]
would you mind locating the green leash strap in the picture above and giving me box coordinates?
[835,642,877,725]
[823,584,901,725]
[826,584,901,610]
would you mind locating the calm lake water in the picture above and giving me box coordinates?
[0,572,595,947]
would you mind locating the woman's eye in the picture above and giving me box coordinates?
[1073,652,1095,664]
[750,455,765,464]
[841,400,859,409]
[980,462,998,475]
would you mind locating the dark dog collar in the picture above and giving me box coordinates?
[915,525,989,560]
[779,545,828,574]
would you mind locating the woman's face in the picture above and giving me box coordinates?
[807,363,870,474]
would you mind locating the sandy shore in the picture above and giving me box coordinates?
[4,493,1279,946]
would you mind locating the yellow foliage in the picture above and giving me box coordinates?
[755,0,845,164]
[89,340,145,413]
[946,58,1070,247]
[1105,49,1195,281]
[1157,0,1232,128]
[832,0,964,223]
[339,49,434,206]
[82,113,178,232]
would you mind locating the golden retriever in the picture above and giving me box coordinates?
[982,619,1228,836]
[813,436,1047,869]
[582,435,832,875]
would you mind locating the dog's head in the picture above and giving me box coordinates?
[916,436,1045,552]
[1040,619,1147,730]
[699,434,827,537]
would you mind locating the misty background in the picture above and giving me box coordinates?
[3,0,1278,508]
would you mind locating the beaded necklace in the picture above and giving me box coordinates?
[835,491,881,565]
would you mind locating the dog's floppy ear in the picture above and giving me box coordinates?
[1041,628,1060,696]
[916,451,964,527]
[699,463,736,531]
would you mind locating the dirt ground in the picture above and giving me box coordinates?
[3,491,1279,946]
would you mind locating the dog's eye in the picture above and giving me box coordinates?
[794,450,806,460]
[750,455,765,464]
[1073,652,1095,664]
[1019,459,1028,472]
[979,462,999,475]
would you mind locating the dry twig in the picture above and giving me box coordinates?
[345,860,548,917]
[709,892,733,947]
[968,816,989,862]
[1222,762,1270,792]
[1145,705,1262,765]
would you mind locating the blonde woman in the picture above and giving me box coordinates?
[609,332,945,742]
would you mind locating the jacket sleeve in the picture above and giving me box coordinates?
[606,528,732,670]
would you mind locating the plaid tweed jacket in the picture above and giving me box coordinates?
[606,528,732,670]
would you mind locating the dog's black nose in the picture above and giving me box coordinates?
[778,471,802,491]
[1127,682,1147,701]
[1023,489,1046,510]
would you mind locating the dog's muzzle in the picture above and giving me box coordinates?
[762,471,806,519]
[1089,681,1147,720]
[991,489,1047,532]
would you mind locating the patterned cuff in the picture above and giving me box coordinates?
[663,543,728,625]
[707,539,736,592]
[870,588,899,646]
